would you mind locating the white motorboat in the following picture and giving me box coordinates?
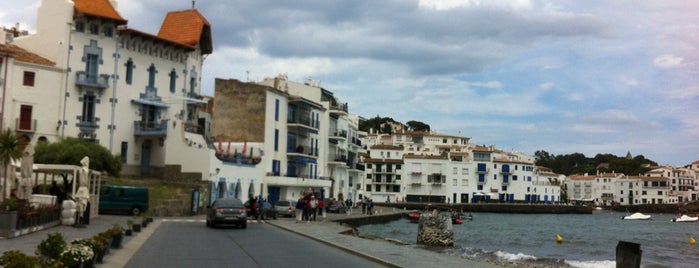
[622,212,651,220]
[671,214,698,222]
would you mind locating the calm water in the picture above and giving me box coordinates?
[358,211,699,268]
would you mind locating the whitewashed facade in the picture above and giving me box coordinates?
[7,0,212,178]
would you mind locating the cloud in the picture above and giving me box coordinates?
[653,54,684,69]
[663,86,699,99]
[569,109,660,134]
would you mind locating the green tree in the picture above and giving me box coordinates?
[0,128,21,201]
[406,120,430,132]
[34,138,121,177]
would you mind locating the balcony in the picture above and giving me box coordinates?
[287,115,319,132]
[75,71,110,89]
[427,173,446,184]
[287,145,319,157]
[328,153,348,165]
[329,102,348,115]
[15,118,36,133]
[501,166,511,175]
[476,167,490,174]
[134,120,168,137]
[329,129,348,140]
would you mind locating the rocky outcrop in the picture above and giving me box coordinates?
[416,210,453,247]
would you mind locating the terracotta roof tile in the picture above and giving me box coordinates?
[0,44,55,66]
[157,9,212,54]
[73,0,126,23]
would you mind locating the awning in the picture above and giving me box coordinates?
[131,99,170,108]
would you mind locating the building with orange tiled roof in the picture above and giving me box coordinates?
[6,0,215,184]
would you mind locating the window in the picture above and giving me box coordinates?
[453,167,457,175]
[23,71,35,86]
[89,24,99,34]
[275,99,280,121]
[104,26,113,37]
[274,129,279,151]
[86,54,99,83]
[75,21,85,32]
[120,142,128,163]
[169,69,177,93]
[18,105,32,130]
[81,94,96,123]
[125,59,134,84]
[147,64,157,88]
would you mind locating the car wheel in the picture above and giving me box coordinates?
[130,206,142,216]
[206,219,210,227]
[241,222,247,229]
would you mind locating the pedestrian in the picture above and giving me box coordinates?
[310,195,318,221]
[295,197,304,223]
[317,198,324,219]
[304,195,312,222]
[362,199,367,214]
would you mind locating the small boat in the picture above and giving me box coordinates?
[671,214,698,222]
[622,212,651,220]
[407,211,420,223]
[462,213,473,221]
[452,217,463,224]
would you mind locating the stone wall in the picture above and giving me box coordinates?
[212,78,268,142]
[416,210,453,247]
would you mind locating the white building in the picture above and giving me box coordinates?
[3,0,213,179]
[210,76,363,205]
[361,130,556,204]
[566,172,673,205]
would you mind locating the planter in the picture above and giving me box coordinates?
[142,220,148,228]
[132,224,141,232]
[125,229,133,236]
[0,211,18,233]
[110,234,123,249]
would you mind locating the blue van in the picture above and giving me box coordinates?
[99,185,149,215]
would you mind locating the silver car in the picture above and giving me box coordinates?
[275,200,296,217]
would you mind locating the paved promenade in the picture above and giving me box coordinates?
[1,208,502,268]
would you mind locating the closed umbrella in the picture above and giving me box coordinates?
[248,180,255,198]
[235,180,242,199]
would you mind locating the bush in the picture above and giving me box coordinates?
[0,250,39,268]
[59,243,93,266]
[36,232,66,260]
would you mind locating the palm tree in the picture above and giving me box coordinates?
[0,128,21,201]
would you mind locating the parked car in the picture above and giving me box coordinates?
[206,198,247,228]
[275,200,297,217]
[99,185,149,216]
[244,200,278,220]
[326,200,347,214]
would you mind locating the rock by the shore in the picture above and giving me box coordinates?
[416,210,453,247]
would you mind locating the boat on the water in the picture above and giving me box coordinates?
[407,211,420,223]
[622,212,652,220]
[671,214,698,222]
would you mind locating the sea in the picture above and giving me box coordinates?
[357,210,699,268]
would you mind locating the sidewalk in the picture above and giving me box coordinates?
[267,207,502,268]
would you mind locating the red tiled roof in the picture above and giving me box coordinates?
[73,0,127,23]
[404,153,447,160]
[370,144,404,150]
[157,9,212,54]
[0,44,55,66]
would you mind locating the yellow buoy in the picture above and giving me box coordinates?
[690,236,695,245]
[556,234,563,244]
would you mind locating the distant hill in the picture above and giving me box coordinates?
[534,151,658,176]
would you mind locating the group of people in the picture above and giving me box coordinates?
[295,192,323,223]
[358,198,374,215]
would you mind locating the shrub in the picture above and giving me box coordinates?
[36,232,66,260]
[0,250,39,268]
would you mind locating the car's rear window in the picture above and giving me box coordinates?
[277,201,290,206]
[215,199,243,207]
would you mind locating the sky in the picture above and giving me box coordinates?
[1,0,698,167]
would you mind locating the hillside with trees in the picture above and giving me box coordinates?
[359,115,430,133]
[534,150,657,176]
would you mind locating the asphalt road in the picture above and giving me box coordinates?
[124,219,389,268]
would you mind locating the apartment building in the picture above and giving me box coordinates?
[361,130,556,204]
[4,0,212,179]
[566,172,673,205]
[210,76,363,204]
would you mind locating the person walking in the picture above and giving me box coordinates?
[295,197,304,223]
[310,195,318,221]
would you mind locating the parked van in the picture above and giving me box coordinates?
[99,185,149,215]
